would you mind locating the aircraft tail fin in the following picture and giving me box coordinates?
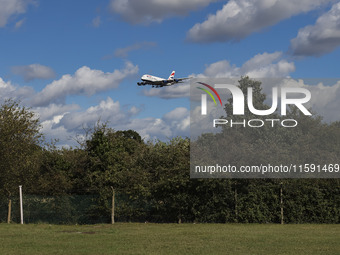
[168,71,175,80]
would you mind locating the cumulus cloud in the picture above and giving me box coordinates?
[37,97,189,145]
[113,41,157,58]
[109,0,216,24]
[203,52,295,78]
[187,0,333,43]
[35,97,140,146]
[31,62,138,106]
[0,0,35,27]
[12,64,56,82]
[163,107,190,133]
[123,107,190,140]
[0,77,35,103]
[0,77,15,91]
[290,2,340,56]
[143,52,295,99]
[55,97,136,131]
[32,103,80,122]
[40,115,77,148]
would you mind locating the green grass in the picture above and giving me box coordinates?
[0,223,339,255]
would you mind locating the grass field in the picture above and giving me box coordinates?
[0,223,339,255]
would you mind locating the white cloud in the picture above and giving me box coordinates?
[55,97,135,131]
[40,116,77,147]
[163,107,188,121]
[126,118,172,141]
[33,103,80,122]
[143,52,295,99]
[109,0,217,24]
[291,2,340,56]
[163,107,190,132]
[31,62,138,106]
[114,41,157,58]
[12,64,56,82]
[35,97,139,146]
[0,0,35,27]
[203,52,295,78]
[36,97,189,145]
[123,107,190,140]
[0,77,15,90]
[0,77,35,103]
[187,0,333,43]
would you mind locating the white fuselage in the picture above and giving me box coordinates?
[137,71,183,87]
[141,74,174,85]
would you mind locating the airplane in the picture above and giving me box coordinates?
[137,71,189,88]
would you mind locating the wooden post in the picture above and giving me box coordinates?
[19,185,23,224]
[7,199,11,224]
[280,182,284,225]
[111,186,115,224]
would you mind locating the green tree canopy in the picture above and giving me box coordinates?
[0,100,43,198]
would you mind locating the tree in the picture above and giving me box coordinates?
[146,138,191,223]
[0,100,43,223]
[84,124,147,222]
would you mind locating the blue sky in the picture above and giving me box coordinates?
[1,0,340,146]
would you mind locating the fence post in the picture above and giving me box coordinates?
[111,186,115,224]
[234,181,238,223]
[19,185,23,224]
[7,199,11,224]
[280,182,284,225]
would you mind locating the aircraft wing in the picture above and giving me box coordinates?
[174,77,190,82]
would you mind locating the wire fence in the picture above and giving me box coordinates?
[0,191,154,224]
[0,194,114,224]
[1,183,339,224]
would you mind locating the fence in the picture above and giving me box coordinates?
[0,193,147,224]
[1,181,339,224]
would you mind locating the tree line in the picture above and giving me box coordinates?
[0,77,339,224]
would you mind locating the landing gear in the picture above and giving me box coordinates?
[137,82,164,88]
